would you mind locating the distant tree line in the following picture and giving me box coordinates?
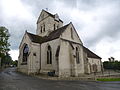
[103,61,120,70]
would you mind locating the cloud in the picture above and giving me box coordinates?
[0,0,37,49]
[95,35,120,61]
[69,0,120,48]
[9,50,19,60]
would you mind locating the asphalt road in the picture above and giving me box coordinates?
[0,68,120,90]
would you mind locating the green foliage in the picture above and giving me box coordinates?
[0,26,11,67]
[12,60,18,67]
[103,61,120,70]
[97,78,120,81]
[0,26,10,58]
[1,53,12,66]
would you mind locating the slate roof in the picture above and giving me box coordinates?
[83,46,101,59]
[27,32,43,43]
[27,23,69,44]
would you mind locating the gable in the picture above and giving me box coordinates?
[37,10,63,24]
[60,22,83,45]
[19,31,31,50]
[37,10,51,24]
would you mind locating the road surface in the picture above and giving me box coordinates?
[0,67,120,90]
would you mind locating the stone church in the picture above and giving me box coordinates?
[18,10,103,77]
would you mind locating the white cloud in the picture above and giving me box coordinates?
[70,2,118,42]
[9,50,19,61]
[95,37,120,61]
[0,0,37,49]
[1,0,34,20]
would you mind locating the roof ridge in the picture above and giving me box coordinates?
[42,9,54,17]
[42,9,63,22]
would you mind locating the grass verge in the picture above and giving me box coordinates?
[97,78,120,81]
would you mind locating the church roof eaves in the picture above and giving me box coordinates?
[83,46,102,59]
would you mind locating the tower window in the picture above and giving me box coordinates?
[71,28,74,39]
[47,45,52,64]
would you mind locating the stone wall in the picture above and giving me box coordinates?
[28,43,40,74]
[18,33,31,74]
[58,39,85,77]
[18,32,41,74]
[60,23,82,44]
[88,58,102,73]
[40,38,60,75]
[59,40,71,77]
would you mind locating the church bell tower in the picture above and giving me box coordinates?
[36,10,63,37]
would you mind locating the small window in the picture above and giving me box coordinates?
[54,24,56,30]
[76,47,80,64]
[71,28,74,39]
[33,53,36,56]
[43,24,45,32]
[41,26,42,33]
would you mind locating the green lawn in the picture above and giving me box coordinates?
[97,78,120,81]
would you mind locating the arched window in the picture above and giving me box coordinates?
[54,24,56,30]
[43,24,45,32]
[41,26,42,33]
[23,44,29,63]
[55,46,60,60]
[47,45,52,64]
[76,47,80,64]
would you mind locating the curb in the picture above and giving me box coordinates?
[34,75,96,81]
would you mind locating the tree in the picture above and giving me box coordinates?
[0,26,10,58]
[0,26,10,67]
[1,53,12,67]
[103,61,120,70]
[12,60,18,67]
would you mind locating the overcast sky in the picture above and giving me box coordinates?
[0,0,120,61]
